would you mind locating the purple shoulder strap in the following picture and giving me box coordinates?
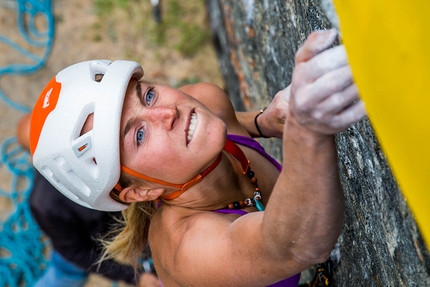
[213,208,248,215]
[218,135,301,286]
[226,134,282,172]
[214,134,281,217]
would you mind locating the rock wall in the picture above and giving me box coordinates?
[206,0,430,286]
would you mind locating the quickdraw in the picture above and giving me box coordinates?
[299,258,335,287]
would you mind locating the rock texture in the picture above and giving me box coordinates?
[206,0,430,286]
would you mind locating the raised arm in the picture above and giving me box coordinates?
[263,28,365,267]
[164,29,366,287]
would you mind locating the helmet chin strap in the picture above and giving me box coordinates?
[115,139,250,201]
[117,152,223,200]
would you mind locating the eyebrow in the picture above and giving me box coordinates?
[122,81,140,144]
[123,117,135,143]
[136,81,142,103]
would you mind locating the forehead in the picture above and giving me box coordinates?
[125,78,140,98]
[122,78,147,109]
[120,79,140,136]
[124,78,159,100]
[120,79,164,141]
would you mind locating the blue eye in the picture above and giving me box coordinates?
[136,129,145,145]
[145,88,155,106]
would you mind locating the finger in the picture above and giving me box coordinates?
[317,84,359,116]
[291,45,349,88]
[330,100,367,130]
[299,45,349,84]
[294,65,353,111]
[295,29,338,64]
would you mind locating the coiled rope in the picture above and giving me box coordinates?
[0,0,54,286]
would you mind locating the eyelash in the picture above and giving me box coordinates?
[136,85,156,146]
[143,86,156,106]
[136,128,145,146]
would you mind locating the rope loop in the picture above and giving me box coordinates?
[0,1,54,286]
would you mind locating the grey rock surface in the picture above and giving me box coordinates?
[207,0,430,285]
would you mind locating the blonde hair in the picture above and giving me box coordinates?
[98,172,158,270]
[99,77,159,269]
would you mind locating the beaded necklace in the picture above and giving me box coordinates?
[136,138,264,211]
[223,139,264,211]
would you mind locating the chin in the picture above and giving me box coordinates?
[210,120,228,150]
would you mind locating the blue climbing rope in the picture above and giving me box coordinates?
[0,0,54,113]
[0,0,54,286]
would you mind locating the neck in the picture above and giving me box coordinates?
[160,152,223,200]
[161,150,255,211]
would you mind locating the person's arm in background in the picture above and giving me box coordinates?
[18,114,160,287]
[28,177,136,284]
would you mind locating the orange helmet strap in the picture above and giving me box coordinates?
[118,139,249,201]
[119,152,222,200]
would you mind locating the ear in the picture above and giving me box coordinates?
[119,187,166,203]
[119,187,147,203]
[146,188,165,201]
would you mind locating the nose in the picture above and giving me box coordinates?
[145,106,178,129]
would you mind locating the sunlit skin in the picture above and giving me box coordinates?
[79,80,280,207]
[18,81,275,287]
[118,79,228,195]
[146,30,365,287]
[49,30,366,287]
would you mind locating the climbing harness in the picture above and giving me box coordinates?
[299,244,340,287]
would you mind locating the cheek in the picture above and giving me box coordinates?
[206,117,227,145]
[132,143,181,177]
[122,115,227,181]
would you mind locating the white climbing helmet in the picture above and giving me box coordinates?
[30,60,144,211]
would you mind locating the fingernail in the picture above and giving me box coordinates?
[315,29,338,47]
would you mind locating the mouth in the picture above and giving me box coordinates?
[186,111,198,144]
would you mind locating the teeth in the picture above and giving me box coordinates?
[187,112,197,142]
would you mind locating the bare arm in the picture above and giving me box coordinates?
[167,29,366,287]
[263,29,365,264]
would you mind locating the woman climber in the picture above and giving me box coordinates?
[29,29,366,287]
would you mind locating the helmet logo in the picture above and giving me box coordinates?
[29,77,62,155]
[42,87,53,108]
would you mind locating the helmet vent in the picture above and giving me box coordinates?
[54,156,92,197]
[95,73,104,82]
[88,60,111,83]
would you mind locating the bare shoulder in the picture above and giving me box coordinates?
[149,208,240,286]
[151,206,237,246]
[179,82,247,136]
[179,82,229,112]
[151,207,301,286]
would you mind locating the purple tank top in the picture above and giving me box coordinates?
[215,134,301,287]
[226,134,282,171]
